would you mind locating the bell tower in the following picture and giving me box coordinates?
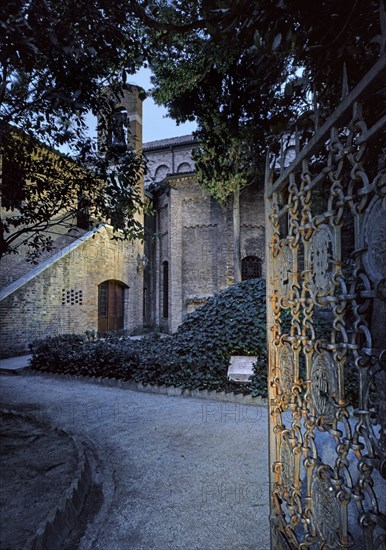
[98,85,144,156]
[96,85,146,332]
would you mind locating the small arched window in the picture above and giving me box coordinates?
[241,256,262,280]
[109,107,128,152]
[154,164,169,182]
[177,162,191,173]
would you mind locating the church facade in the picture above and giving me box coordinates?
[143,135,265,333]
[0,88,265,357]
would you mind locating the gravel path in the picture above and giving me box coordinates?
[0,372,270,550]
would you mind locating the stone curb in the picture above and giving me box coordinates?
[21,368,268,407]
[0,408,92,550]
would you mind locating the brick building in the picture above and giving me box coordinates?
[142,136,265,333]
[0,89,265,357]
[0,87,145,357]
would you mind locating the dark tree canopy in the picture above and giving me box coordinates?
[1,0,147,136]
[0,0,148,258]
[148,0,384,198]
[1,0,384,256]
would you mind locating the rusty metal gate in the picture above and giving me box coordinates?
[265,9,386,549]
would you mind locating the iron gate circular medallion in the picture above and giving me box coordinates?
[362,196,386,283]
[310,225,336,296]
[312,468,341,548]
[311,351,338,424]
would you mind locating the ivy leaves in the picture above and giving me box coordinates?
[30,279,269,396]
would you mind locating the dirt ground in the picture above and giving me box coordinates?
[0,409,77,550]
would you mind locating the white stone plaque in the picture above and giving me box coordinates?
[227,356,257,382]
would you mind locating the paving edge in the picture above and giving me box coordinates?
[0,408,92,550]
[21,368,268,407]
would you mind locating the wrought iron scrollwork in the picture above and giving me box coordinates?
[265,5,386,548]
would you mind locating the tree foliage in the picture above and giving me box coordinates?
[149,9,289,200]
[1,0,383,256]
[149,0,384,198]
[1,0,146,134]
[0,0,147,258]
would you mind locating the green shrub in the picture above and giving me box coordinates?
[30,335,139,379]
[132,278,268,392]
[30,277,360,403]
[30,278,268,395]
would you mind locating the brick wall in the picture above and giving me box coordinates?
[143,136,196,186]
[240,184,266,267]
[0,222,86,291]
[149,174,265,332]
[180,183,228,301]
[0,226,143,357]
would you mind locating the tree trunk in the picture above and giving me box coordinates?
[233,186,241,283]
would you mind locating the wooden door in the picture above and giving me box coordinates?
[98,281,125,333]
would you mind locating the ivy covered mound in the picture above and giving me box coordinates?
[30,278,268,397]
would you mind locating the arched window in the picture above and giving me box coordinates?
[109,107,128,152]
[77,195,90,230]
[162,261,169,319]
[177,162,191,173]
[241,256,262,280]
[154,164,169,181]
[98,280,126,332]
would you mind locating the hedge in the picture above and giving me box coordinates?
[30,278,268,396]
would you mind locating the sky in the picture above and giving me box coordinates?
[130,67,197,144]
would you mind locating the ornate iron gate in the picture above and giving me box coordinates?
[265,10,386,549]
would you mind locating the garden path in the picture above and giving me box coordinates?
[0,372,269,549]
